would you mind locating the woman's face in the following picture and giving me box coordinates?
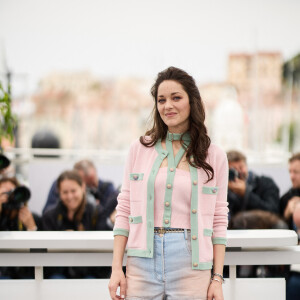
[59,179,85,212]
[157,80,190,133]
[0,181,16,204]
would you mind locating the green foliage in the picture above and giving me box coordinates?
[283,53,300,83]
[276,121,296,151]
[0,82,17,150]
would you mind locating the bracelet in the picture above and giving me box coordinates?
[212,273,225,284]
[210,278,222,284]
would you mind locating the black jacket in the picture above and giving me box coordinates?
[42,201,96,231]
[228,172,280,218]
[0,209,41,231]
[279,188,300,229]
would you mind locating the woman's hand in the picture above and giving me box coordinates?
[207,280,224,300]
[108,268,126,300]
[18,206,37,230]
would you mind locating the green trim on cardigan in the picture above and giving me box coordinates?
[203,228,213,236]
[202,186,219,195]
[212,237,227,245]
[128,215,142,224]
[129,173,144,181]
[113,228,129,237]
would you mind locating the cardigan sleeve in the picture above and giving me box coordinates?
[212,147,229,245]
[113,141,136,237]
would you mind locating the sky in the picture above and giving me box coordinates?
[0,0,299,94]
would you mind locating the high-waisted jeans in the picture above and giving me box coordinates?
[126,230,211,300]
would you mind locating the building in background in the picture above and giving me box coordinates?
[19,72,152,150]
[10,51,300,158]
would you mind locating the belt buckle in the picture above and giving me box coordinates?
[158,227,166,235]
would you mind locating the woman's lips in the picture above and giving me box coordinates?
[165,113,177,117]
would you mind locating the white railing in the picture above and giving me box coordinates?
[0,230,299,300]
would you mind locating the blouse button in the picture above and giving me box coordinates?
[164,219,169,224]
[165,202,170,207]
[192,235,197,240]
[170,167,174,172]
[192,209,197,214]
[167,184,172,189]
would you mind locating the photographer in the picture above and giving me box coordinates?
[0,177,41,279]
[0,177,40,231]
[227,150,280,219]
[280,153,300,230]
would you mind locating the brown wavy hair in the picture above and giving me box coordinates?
[57,170,87,230]
[140,66,214,181]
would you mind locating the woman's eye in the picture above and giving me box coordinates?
[158,99,165,103]
[174,96,181,100]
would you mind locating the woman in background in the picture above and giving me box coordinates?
[43,170,110,279]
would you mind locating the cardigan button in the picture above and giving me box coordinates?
[165,202,170,207]
[164,219,169,224]
[170,167,174,172]
[129,218,133,223]
[133,175,138,180]
[192,235,197,240]
[192,209,197,214]
[167,184,172,189]
[193,180,198,185]
[193,262,198,267]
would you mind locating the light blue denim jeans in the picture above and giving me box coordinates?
[126,229,211,300]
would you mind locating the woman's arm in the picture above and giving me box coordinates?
[207,244,226,300]
[109,235,128,300]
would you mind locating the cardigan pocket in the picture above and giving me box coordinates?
[129,173,145,201]
[203,228,213,237]
[128,215,143,248]
[200,186,218,215]
[202,186,219,195]
[129,173,144,181]
[128,215,143,224]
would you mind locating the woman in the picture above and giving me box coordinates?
[42,170,95,231]
[42,170,110,279]
[109,67,228,300]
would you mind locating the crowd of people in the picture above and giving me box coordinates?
[0,149,300,293]
[0,159,119,279]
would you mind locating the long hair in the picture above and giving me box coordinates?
[56,170,86,229]
[140,66,214,181]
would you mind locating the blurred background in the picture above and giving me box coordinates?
[0,0,300,214]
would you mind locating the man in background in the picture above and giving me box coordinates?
[280,153,300,230]
[227,150,280,219]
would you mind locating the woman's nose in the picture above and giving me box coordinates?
[165,99,173,109]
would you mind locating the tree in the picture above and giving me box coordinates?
[0,82,17,152]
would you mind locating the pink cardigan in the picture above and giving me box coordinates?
[114,138,228,270]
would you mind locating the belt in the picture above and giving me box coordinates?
[154,227,191,234]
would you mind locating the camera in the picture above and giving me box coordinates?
[2,186,31,210]
[229,168,239,181]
